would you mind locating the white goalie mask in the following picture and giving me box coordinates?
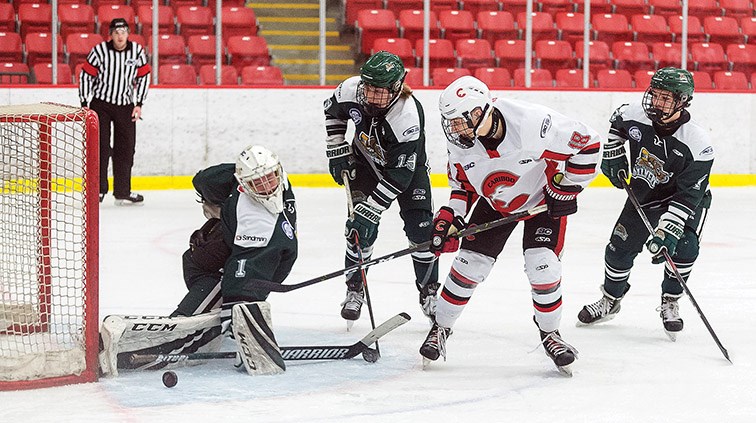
[438,76,494,149]
[234,145,285,214]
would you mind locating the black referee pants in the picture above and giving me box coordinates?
[91,98,136,198]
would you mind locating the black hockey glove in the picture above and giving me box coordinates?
[544,172,583,219]
[646,212,684,264]
[345,199,384,248]
[326,142,355,185]
[430,206,466,257]
[601,140,629,189]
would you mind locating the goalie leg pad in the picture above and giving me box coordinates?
[232,302,286,375]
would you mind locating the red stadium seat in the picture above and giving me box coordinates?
[668,15,706,43]
[688,0,722,19]
[474,67,512,87]
[555,69,593,88]
[535,40,576,74]
[32,62,73,84]
[97,5,136,38]
[720,0,753,18]
[592,14,631,47]
[691,42,728,72]
[574,0,612,14]
[648,0,682,16]
[221,6,259,42]
[158,64,197,85]
[91,0,125,9]
[513,68,553,87]
[241,65,284,85]
[538,0,574,15]
[0,62,30,84]
[612,0,649,15]
[137,5,174,36]
[612,41,654,73]
[631,14,671,44]
[431,67,472,87]
[227,35,271,71]
[517,12,558,42]
[399,10,440,46]
[177,6,214,37]
[385,0,424,14]
[455,38,495,70]
[356,9,398,55]
[703,16,743,45]
[726,43,756,74]
[476,11,518,46]
[556,12,587,44]
[149,34,187,66]
[0,32,23,63]
[751,72,756,89]
[168,0,204,11]
[494,39,527,71]
[652,42,685,68]
[58,4,96,39]
[575,40,611,71]
[633,69,656,88]
[199,64,238,85]
[188,35,224,72]
[690,70,714,89]
[403,66,426,86]
[430,0,460,11]
[0,3,14,32]
[461,0,500,16]
[596,69,633,88]
[499,0,528,17]
[344,0,383,28]
[66,33,104,67]
[713,70,749,89]
[18,3,52,39]
[372,38,415,67]
[25,33,64,67]
[742,18,756,45]
[414,38,456,68]
[438,10,476,44]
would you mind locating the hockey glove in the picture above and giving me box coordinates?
[601,140,629,189]
[430,206,466,257]
[345,199,384,248]
[326,142,355,185]
[544,172,583,219]
[646,212,685,264]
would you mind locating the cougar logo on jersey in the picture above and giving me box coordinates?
[628,126,642,142]
[282,221,294,240]
[349,108,362,124]
[613,223,628,241]
[540,114,552,138]
[634,147,673,189]
[481,171,526,213]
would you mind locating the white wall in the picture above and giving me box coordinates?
[2,87,754,175]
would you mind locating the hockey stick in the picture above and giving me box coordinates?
[257,204,549,293]
[343,171,379,354]
[128,312,411,366]
[617,170,731,363]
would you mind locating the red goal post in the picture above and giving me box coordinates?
[0,103,99,390]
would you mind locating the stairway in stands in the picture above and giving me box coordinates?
[248,0,362,85]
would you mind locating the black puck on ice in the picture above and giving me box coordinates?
[162,370,178,388]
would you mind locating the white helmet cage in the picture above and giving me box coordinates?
[438,76,494,149]
[235,145,285,214]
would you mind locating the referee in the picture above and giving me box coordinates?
[79,18,151,206]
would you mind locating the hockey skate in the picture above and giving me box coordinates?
[539,329,578,377]
[420,322,452,368]
[577,286,623,326]
[657,293,684,341]
[340,288,364,331]
[419,282,440,324]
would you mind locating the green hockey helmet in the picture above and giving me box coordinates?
[357,51,406,116]
[642,67,694,124]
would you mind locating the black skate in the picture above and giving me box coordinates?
[577,286,623,326]
[657,293,684,341]
[419,282,440,324]
[539,329,578,377]
[340,288,364,330]
[420,322,452,367]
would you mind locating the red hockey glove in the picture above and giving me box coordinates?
[430,206,466,257]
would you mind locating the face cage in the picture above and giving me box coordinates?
[441,104,489,149]
[642,87,685,124]
[238,164,283,200]
[357,81,400,116]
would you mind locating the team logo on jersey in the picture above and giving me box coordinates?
[125,59,137,66]
[323,98,332,110]
[357,131,387,165]
[634,147,673,189]
[481,171,524,213]
[568,131,591,149]
[628,126,642,142]
[540,114,552,138]
[281,221,294,239]
[612,223,628,241]
[349,108,362,124]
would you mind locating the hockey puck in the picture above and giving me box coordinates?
[362,349,380,363]
[162,370,178,388]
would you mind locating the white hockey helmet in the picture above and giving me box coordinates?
[235,145,285,214]
[438,76,494,148]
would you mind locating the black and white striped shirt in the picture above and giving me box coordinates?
[78,40,151,106]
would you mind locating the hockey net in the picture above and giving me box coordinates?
[0,103,99,390]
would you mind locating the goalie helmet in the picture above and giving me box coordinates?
[235,145,285,214]
[357,51,406,116]
[438,75,494,149]
[642,67,694,124]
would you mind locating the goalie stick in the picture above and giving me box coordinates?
[618,170,731,363]
[254,204,549,293]
[128,312,411,367]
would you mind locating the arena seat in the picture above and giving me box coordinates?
[555,69,593,88]
[0,32,23,63]
[455,38,495,70]
[59,4,96,39]
[18,3,52,39]
[596,69,633,88]
[726,43,756,74]
[668,15,707,43]
[25,33,64,67]
[137,5,175,36]
[66,33,104,68]
[742,17,756,45]
[612,41,654,74]
[691,42,728,72]
[227,35,271,71]
[188,35,224,72]
[431,67,472,87]
[538,0,574,15]
[438,10,476,44]
[592,14,631,47]
[476,11,518,46]
[344,0,383,28]
[713,70,749,89]
[691,70,714,89]
[535,40,576,74]
[158,63,198,85]
[720,0,753,19]
[575,40,611,72]
[0,3,14,32]
[473,67,512,88]
[399,10,439,46]
[612,0,649,16]
[199,64,238,85]
[516,12,558,42]
[688,0,722,19]
[32,62,73,84]
[149,34,188,66]
[240,65,284,85]
[460,0,500,16]
[513,68,553,87]
[414,38,456,68]
[556,12,587,44]
[494,39,527,71]
[403,66,426,86]
[221,6,259,42]
[356,9,398,55]
[372,38,415,67]
[652,42,684,68]
[631,14,671,44]
[97,5,136,37]
[648,0,683,17]
[0,62,30,84]
[703,16,743,45]
[176,6,214,37]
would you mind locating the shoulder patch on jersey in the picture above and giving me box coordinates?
[628,126,642,142]
[700,146,713,156]
[349,108,362,124]
[568,131,591,149]
[402,125,420,138]
[323,97,332,110]
[281,220,295,240]
[540,114,552,138]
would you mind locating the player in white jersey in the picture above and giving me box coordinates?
[420,76,602,375]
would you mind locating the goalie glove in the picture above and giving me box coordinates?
[646,212,685,264]
[544,171,583,219]
[430,206,466,257]
[326,142,355,185]
[601,139,629,189]
[345,198,384,248]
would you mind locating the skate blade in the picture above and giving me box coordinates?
[345,319,355,332]
[575,314,617,327]
[557,364,573,377]
[664,329,678,342]
[422,357,433,369]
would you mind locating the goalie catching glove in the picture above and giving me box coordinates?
[646,212,685,264]
[601,140,629,189]
[430,206,466,256]
[345,198,385,248]
[326,142,355,185]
